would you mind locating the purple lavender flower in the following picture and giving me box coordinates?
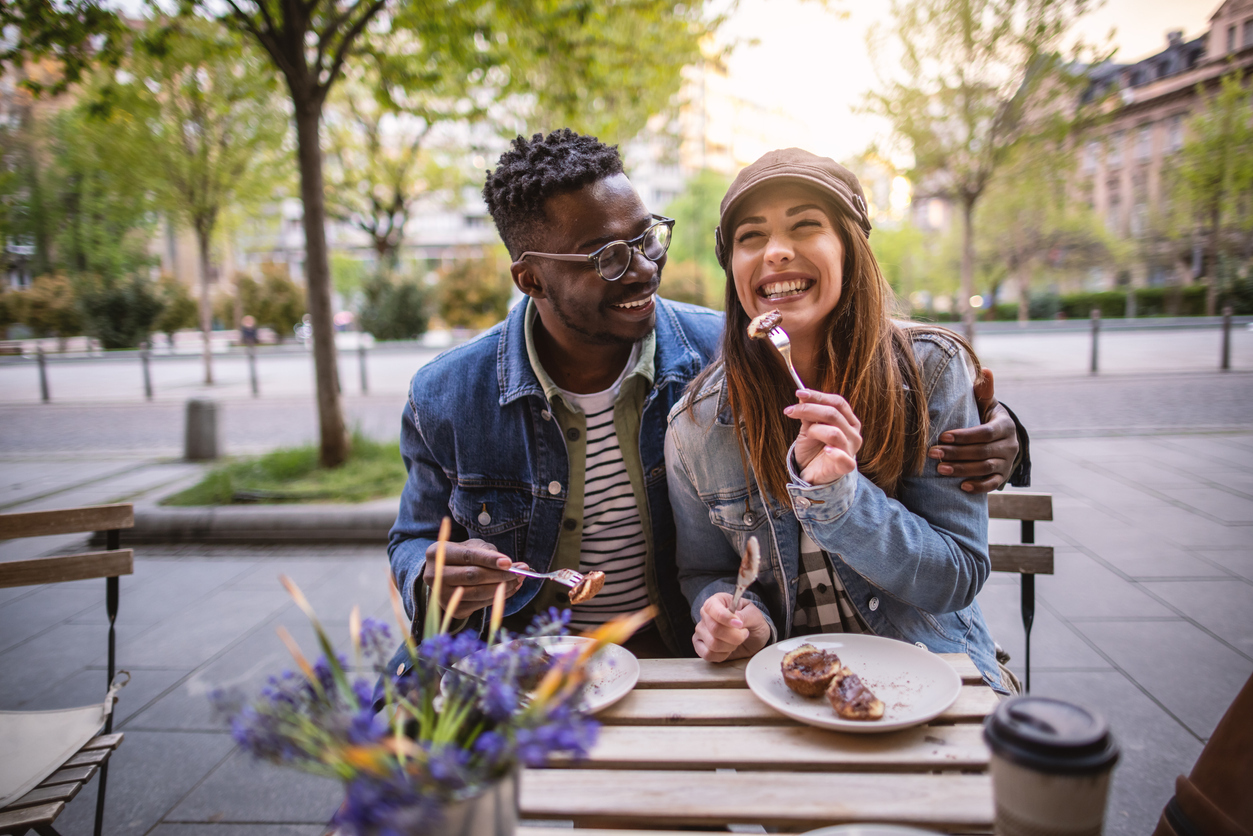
[358,617,392,665]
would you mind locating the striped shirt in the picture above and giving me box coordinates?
[556,351,651,632]
[792,530,872,636]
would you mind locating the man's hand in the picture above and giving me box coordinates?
[693,592,772,663]
[784,390,863,486]
[927,368,1020,493]
[423,539,523,620]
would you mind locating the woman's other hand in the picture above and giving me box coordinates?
[693,592,771,662]
[785,390,863,486]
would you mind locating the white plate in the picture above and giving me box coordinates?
[744,634,962,733]
[460,636,640,714]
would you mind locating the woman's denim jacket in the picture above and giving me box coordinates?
[665,329,1008,692]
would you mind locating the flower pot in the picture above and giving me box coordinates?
[440,768,519,836]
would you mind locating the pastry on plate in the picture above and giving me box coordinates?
[826,666,885,721]
[781,643,842,697]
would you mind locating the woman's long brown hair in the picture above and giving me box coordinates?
[689,201,973,504]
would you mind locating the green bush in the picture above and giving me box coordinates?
[359,270,430,340]
[153,275,199,338]
[437,248,512,330]
[78,274,163,348]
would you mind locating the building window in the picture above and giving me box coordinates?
[1107,197,1122,235]
[1244,19,1253,47]
[1228,25,1237,52]
[1136,125,1152,161]
[1168,115,1184,152]
[1108,131,1124,169]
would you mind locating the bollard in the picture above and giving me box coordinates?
[248,344,259,397]
[358,341,369,394]
[36,346,50,402]
[1089,308,1100,374]
[1125,288,1136,319]
[1221,305,1232,371]
[140,342,153,401]
[184,399,219,460]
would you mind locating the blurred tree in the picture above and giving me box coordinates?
[976,138,1116,321]
[5,0,714,466]
[13,274,82,350]
[237,266,307,342]
[870,221,928,300]
[359,270,431,340]
[866,0,1105,339]
[663,169,730,292]
[661,260,711,308]
[43,106,157,281]
[1166,69,1253,311]
[437,246,512,330]
[90,17,288,385]
[78,274,164,349]
[153,276,199,341]
[330,251,369,300]
[0,288,13,334]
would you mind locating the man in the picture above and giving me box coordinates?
[388,129,1026,657]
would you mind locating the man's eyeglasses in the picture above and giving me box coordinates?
[518,216,675,282]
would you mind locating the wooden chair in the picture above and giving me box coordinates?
[987,491,1054,693]
[0,504,134,836]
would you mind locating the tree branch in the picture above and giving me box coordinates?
[319,0,386,99]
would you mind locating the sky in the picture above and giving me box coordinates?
[717,0,1216,164]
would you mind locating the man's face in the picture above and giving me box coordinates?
[521,173,663,347]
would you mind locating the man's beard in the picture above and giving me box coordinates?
[547,292,645,347]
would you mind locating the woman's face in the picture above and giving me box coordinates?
[730,183,844,344]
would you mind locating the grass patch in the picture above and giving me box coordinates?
[164,434,406,506]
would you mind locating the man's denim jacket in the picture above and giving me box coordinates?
[665,329,1008,692]
[388,297,723,656]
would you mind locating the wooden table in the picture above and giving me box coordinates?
[520,654,997,834]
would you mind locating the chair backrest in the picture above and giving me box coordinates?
[987,492,1054,576]
[0,504,135,590]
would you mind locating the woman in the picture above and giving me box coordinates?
[665,148,1012,693]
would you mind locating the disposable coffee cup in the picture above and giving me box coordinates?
[983,696,1119,836]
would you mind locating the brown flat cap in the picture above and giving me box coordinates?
[715,148,872,268]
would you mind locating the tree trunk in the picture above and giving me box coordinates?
[1016,264,1030,325]
[960,195,976,342]
[294,100,350,468]
[197,227,214,385]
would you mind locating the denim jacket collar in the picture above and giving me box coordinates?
[496,296,707,407]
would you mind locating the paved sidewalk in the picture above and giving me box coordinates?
[1,430,1250,835]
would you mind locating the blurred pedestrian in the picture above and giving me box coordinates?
[240,315,258,347]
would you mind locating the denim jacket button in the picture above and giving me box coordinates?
[541,410,552,421]
[396,662,406,675]
[868,596,880,611]
[915,642,927,649]
[548,481,562,495]
[477,511,491,526]
[742,512,755,525]
[794,497,811,510]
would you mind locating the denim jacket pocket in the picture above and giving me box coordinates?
[450,484,532,539]
[706,495,770,533]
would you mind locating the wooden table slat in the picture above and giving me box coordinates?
[0,801,65,833]
[4,782,80,811]
[0,503,134,540]
[0,550,134,590]
[82,732,124,751]
[64,748,110,768]
[636,653,983,688]
[556,723,988,772]
[601,683,998,726]
[39,765,97,787]
[521,768,993,832]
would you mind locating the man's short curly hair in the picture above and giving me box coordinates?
[483,129,624,259]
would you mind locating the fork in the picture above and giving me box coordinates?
[765,326,806,390]
[507,565,585,590]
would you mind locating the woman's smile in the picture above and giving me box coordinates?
[756,274,816,302]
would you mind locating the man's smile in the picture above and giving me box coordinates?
[610,292,657,312]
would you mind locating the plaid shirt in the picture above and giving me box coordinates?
[792,531,872,636]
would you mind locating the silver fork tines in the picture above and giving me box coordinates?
[507,565,584,589]
[767,326,805,390]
